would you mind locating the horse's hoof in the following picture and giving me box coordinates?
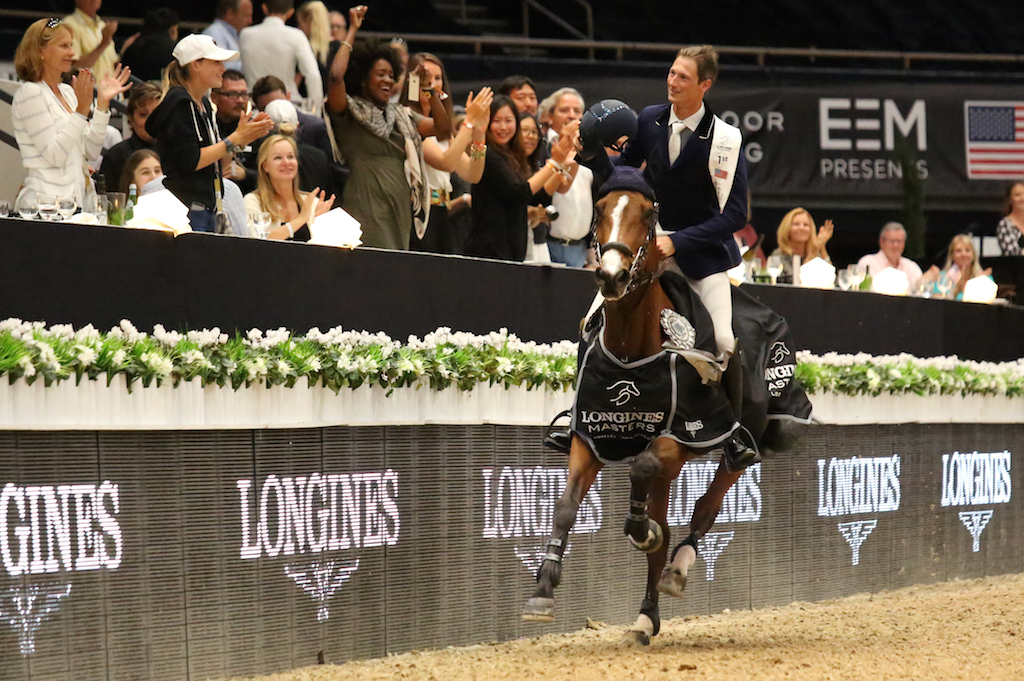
[657,565,687,598]
[522,597,555,622]
[623,628,651,646]
[627,520,664,554]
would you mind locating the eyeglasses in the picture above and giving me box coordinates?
[521,129,540,139]
[45,18,61,29]
[215,90,250,100]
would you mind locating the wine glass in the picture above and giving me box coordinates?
[0,200,10,218]
[16,191,37,220]
[935,272,954,299]
[836,268,852,291]
[766,254,784,285]
[847,264,866,291]
[248,211,271,239]
[58,197,77,221]
[37,194,58,221]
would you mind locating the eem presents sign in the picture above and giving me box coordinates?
[707,81,1024,207]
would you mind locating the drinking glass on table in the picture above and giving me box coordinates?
[0,200,10,218]
[847,264,866,290]
[87,195,108,224]
[766,254,784,285]
[57,197,77,220]
[37,194,58,221]
[934,272,954,299]
[15,191,37,220]
[247,211,271,239]
[836,268,852,291]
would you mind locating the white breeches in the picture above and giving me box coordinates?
[663,260,735,357]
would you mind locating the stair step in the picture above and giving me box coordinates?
[434,2,491,19]
[461,17,515,32]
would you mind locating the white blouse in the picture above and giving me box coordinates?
[12,81,110,205]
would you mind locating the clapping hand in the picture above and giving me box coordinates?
[236,110,274,146]
[305,188,336,225]
[464,87,493,129]
[550,119,580,165]
[71,69,95,115]
[819,219,835,244]
[96,64,132,110]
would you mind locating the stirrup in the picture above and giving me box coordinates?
[723,427,761,472]
[543,410,573,454]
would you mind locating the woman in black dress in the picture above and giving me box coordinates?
[466,95,576,261]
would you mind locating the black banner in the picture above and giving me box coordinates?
[1,424,1021,680]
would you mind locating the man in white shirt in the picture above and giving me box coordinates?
[545,88,591,268]
[857,222,923,288]
[202,0,253,74]
[239,0,324,115]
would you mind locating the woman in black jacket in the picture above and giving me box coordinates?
[146,34,272,232]
[466,95,576,261]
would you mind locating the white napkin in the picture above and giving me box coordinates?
[799,258,837,289]
[127,190,192,235]
[962,275,997,303]
[308,207,362,249]
[871,267,910,296]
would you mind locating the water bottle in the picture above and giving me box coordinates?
[126,183,137,222]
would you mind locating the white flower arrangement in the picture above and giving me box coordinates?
[2,318,1022,398]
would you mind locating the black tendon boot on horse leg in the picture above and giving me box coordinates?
[624,450,664,553]
[721,340,762,473]
[523,442,603,622]
[625,474,673,645]
[658,458,744,597]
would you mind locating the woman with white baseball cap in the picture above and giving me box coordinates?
[145,33,273,233]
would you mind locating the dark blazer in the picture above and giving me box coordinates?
[619,103,747,280]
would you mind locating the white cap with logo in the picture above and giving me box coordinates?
[172,34,239,66]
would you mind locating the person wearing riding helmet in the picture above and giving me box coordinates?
[567,46,756,472]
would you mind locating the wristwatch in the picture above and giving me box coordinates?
[223,138,237,155]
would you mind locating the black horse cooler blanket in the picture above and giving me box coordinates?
[570,272,814,464]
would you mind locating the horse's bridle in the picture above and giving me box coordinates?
[592,199,663,296]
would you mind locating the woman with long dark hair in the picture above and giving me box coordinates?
[465,94,576,261]
[400,52,492,253]
[996,181,1024,256]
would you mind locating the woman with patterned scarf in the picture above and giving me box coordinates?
[325,5,449,250]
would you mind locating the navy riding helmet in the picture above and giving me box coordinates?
[578,99,638,161]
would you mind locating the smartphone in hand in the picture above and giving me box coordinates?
[407,71,420,101]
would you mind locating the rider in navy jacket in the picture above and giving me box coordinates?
[618,102,747,281]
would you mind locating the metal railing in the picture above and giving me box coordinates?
[3,8,1023,70]
[522,0,593,59]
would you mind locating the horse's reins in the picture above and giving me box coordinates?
[593,199,666,296]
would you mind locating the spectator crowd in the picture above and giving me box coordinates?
[5,0,1020,295]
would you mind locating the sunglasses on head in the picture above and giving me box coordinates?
[45,18,61,29]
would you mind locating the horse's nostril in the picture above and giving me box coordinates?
[595,268,611,284]
[614,270,629,286]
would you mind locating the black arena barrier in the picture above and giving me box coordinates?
[0,424,1020,680]
[2,219,1024,361]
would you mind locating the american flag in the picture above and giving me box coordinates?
[964,101,1024,179]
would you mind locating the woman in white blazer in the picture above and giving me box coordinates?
[12,18,131,208]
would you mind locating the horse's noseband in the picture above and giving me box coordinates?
[593,200,662,296]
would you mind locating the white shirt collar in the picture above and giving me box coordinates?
[669,102,705,132]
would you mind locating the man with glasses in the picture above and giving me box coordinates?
[211,70,258,192]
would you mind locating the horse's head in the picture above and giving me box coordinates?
[593,189,660,301]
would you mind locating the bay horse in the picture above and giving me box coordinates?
[521,185,750,644]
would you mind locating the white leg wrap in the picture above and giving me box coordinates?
[630,612,655,636]
[672,543,697,574]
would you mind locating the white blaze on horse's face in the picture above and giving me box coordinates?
[600,194,631,277]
